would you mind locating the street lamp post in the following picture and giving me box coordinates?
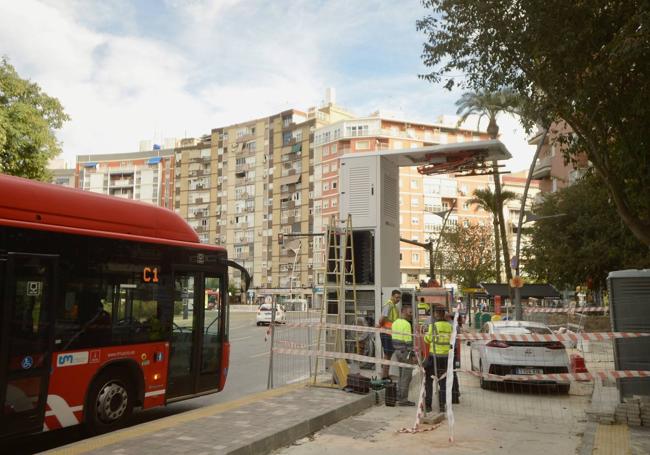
[400,202,456,284]
[513,128,548,320]
[513,211,566,319]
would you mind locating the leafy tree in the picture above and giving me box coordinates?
[522,174,650,290]
[468,187,517,283]
[417,1,650,247]
[0,57,69,180]
[438,224,496,290]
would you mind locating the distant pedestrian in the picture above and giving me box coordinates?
[378,289,401,380]
[391,305,415,406]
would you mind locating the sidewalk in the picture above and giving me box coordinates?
[44,380,650,455]
[44,384,373,455]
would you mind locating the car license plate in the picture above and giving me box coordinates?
[515,368,543,375]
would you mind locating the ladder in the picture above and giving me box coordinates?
[341,215,360,356]
[311,214,360,385]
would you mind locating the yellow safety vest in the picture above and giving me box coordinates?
[427,320,452,355]
[383,300,399,328]
[391,318,412,343]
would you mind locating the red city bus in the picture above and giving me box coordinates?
[0,174,250,439]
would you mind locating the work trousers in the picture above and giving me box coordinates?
[424,355,459,410]
[394,348,413,402]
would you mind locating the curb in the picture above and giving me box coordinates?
[229,392,375,455]
[45,385,374,455]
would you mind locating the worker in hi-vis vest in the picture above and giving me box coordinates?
[377,289,401,380]
[424,305,457,412]
[391,305,415,406]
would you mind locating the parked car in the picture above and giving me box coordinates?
[470,320,571,393]
[256,303,286,325]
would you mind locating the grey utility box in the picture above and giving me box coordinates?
[607,269,650,400]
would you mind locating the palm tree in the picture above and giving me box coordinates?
[469,188,517,283]
[456,89,520,285]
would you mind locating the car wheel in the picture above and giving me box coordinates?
[557,384,570,394]
[256,322,260,326]
[85,368,135,435]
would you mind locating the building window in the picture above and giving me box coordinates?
[323,182,329,191]
[355,141,370,150]
[412,197,419,206]
[412,253,420,262]
[331,198,337,207]
[332,181,337,189]
[410,179,418,189]
[323,200,329,209]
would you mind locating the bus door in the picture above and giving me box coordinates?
[167,269,224,400]
[0,253,57,438]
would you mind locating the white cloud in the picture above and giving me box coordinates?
[0,0,535,173]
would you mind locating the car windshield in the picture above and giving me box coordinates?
[260,304,272,311]
[494,325,552,335]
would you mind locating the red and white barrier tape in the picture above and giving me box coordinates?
[271,347,418,369]
[276,320,649,342]
[458,332,650,342]
[524,307,608,313]
[460,369,650,383]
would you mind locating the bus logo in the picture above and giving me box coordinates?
[57,352,89,368]
[27,281,42,296]
[21,356,33,369]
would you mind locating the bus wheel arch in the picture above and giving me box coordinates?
[83,360,144,434]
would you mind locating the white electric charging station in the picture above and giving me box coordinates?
[338,140,512,371]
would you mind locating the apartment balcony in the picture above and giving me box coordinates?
[532,155,552,179]
[110,179,134,187]
[108,167,135,175]
[235,164,250,173]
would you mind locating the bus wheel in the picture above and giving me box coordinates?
[85,368,135,434]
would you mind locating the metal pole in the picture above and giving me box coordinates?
[514,128,548,320]
[432,201,457,284]
[266,296,277,389]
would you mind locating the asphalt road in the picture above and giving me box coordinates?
[8,312,270,454]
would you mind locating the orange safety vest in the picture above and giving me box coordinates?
[382,300,399,328]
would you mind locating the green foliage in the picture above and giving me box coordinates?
[455,88,520,133]
[439,224,496,289]
[0,57,69,180]
[417,1,650,246]
[522,174,650,290]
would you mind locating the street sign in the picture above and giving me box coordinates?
[509,276,524,288]
[462,287,483,293]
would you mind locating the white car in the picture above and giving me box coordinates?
[470,320,571,393]
[256,303,286,325]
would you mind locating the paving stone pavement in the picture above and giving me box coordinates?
[46,385,373,455]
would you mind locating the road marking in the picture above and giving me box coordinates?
[230,322,252,330]
[287,375,310,384]
[230,336,252,342]
[250,351,270,358]
[45,383,304,455]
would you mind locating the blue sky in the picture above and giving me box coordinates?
[0,0,534,169]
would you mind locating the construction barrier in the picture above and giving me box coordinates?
[524,306,608,313]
